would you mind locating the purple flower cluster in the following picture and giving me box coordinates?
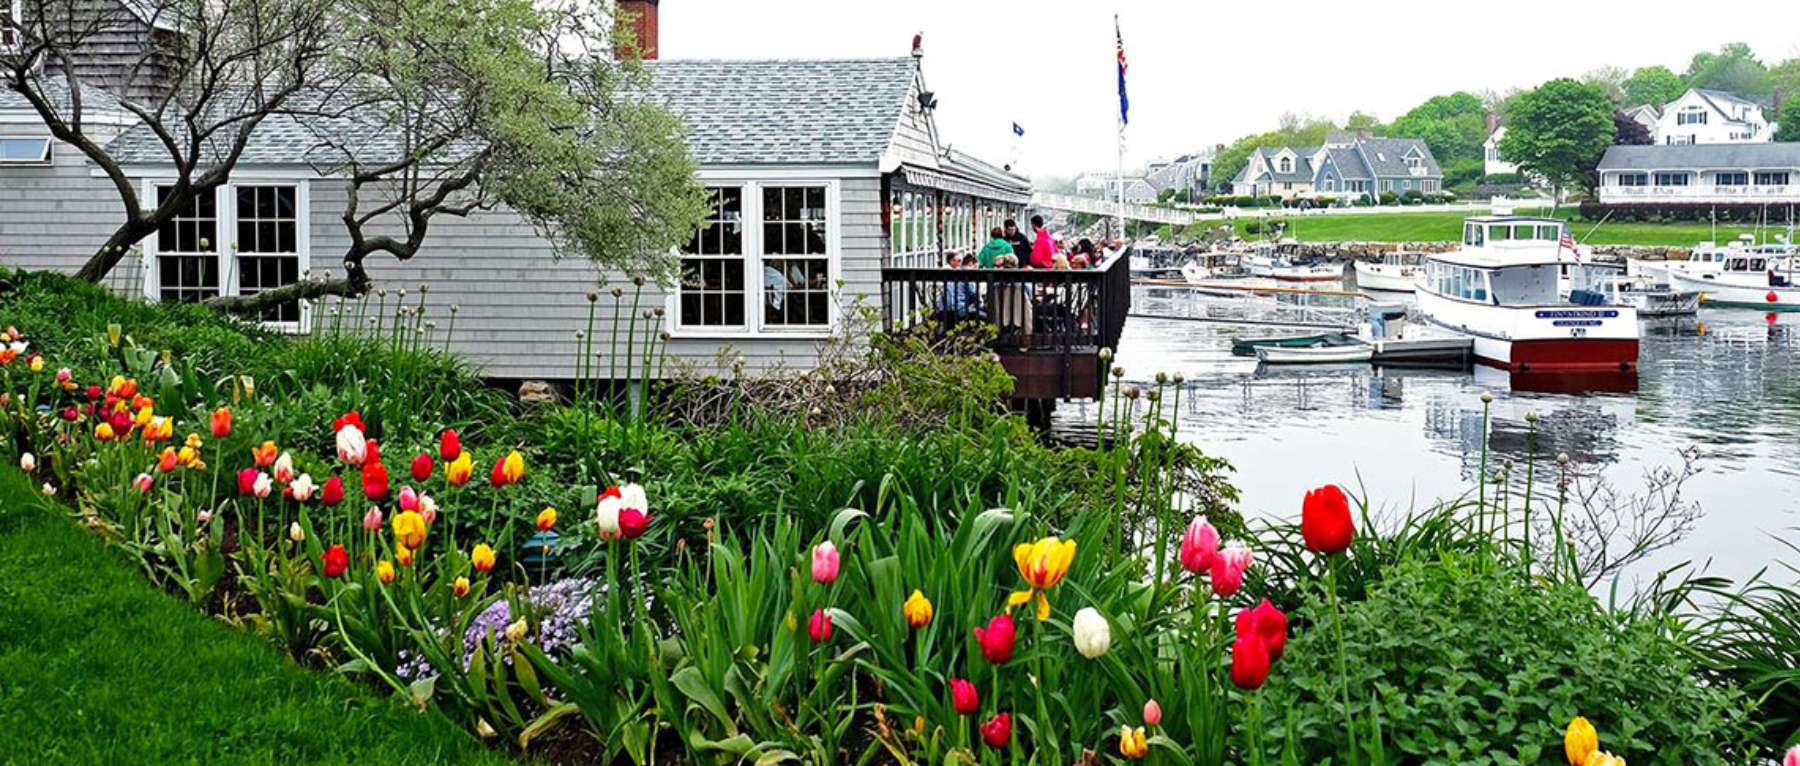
[395,577,597,681]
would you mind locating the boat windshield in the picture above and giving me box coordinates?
[1489,265,1559,305]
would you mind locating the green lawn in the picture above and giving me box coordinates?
[1266,208,1760,247]
[0,467,513,765]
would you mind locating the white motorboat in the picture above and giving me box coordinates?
[1416,216,1639,373]
[1668,249,1800,311]
[1353,251,1424,292]
[1581,274,1699,317]
[1271,259,1343,282]
[1180,251,1250,285]
[1255,342,1373,364]
[1631,236,1751,281]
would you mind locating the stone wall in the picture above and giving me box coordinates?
[1288,241,1690,262]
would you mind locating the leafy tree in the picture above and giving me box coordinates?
[1614,111,1653,145]
[1499,78,1616,208]
[1343,111,1383,131]
[1624,65,1686,107]
[1385,92,1488,165]
[1770,58,1800,102]
[1582,66,1629,104]
[1776,100,1800,143]
[1684,42,1771,97]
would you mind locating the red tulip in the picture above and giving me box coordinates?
[1301,484,1355,555]
[1230,633,1270,690]
[332,411,364,433]
[1179,516,1220,574]
[209,407,232,438]
[410,452,433,482]
[974,614,1016,665]
[950,678,980,716]
[363,439,382,469]
[321,475,346,506]
[1234,599,1289,661]
[85,384,101,401]
[362,461,390,501]
[489,457,508,487]
[808,609,832,642]
[980,712,1012,749]
[439,428,461,462]
[236,467,260,496]
[618,508,650,539]
[321,543,348,578]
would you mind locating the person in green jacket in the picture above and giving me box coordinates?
[976,227,1013,269]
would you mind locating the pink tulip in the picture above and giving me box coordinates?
[1179,516,1220,574]
[132,473,154,493]
[1210,544,1253,597]
[1143,698,1162,726]
[950,678,980,716]
[397,485,420,513]
[811,541,840,584]
[808,608,832,642]
[362,506,384,532]
[1785,745,1800,766]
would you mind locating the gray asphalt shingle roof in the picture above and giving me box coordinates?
[1599,143,1800,170]
[1356,138,1441,177]
[101,57,922,167]
[0,79,123,115]
[645,58,917,165]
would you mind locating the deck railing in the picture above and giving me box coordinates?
[880,252,1132,354]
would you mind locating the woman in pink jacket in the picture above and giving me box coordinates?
[1028,215,1057,269]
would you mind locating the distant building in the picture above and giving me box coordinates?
[1145,149,1216,199]
[1484,126,1517,176]
[1622,103,1661,136]
[1595,143,1800,206]
[1075,175,1157,204]
[1230,132,1442,201]
[1652,89,1772,145]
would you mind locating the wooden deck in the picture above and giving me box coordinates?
[880,254,1131,400]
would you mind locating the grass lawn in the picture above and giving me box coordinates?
[1264,208,1762,247]
[0,467,514,765]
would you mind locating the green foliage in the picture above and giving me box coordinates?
[1500,79,1616,197]
[1776,100,1800,143]
[1259,555,1757,765]
[1684,42,1771,97]
[1624,65,1686,108]
[1770,59,1800,105]
[1581,66,1629,105]
[1386,92,1489,165]
[0,468,508,765]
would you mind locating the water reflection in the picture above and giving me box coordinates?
[1055,285,1800,584]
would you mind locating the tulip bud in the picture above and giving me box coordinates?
[321,476,345,506]
[410,452,433,482]
[1210,545,1253,598]
[1229,634,1270,690]
[452,576,471,598]
[1179,516,1220,574]
[363,506,384,532]
[807,609,832,643]
[290,474,316,502]
[1142,699,1162,726]
[979,713,1011,749]
[949,678,979,716]
[288,522,305,543]
[1565,717,1598,766]
[133,473,154,493]
[1072,607,1111,659]
[974,614,1016,664]
[1782,745,1798,766]
[810,541,840,584]
[18,452,35,473]
[505,618,528,643]
[903,589,933,628]
[196,509,214,525]
[1301,484,1355,555]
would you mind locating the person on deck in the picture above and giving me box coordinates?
[977,227,1012,269]
[1029,215,1057,269]
[1003,219,1032,266]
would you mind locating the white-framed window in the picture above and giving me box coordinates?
[1278,157,1292,173]
[1755,172,1791,186]
[0,136,50,164]
[1654,172,1691,187]
[142,180,312,331]
[1676,107,1707,126]
[1715,171,1749,187]
[1,0,20,51]
[1615,172,1647,187]
[675,180,838,336]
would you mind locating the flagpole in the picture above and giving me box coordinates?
[1114,14,1126,243]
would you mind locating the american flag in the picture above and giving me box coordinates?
[1559,229,1583,263]
[1115,15,1129,128]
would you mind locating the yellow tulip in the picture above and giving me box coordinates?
[451,576,471,598]
[376,560,396,584]
[1119,725,1148,759]
[903,589,933,628]
[471,543,497,573]
[133,405,153,428]
[501,450,525,484]
[535,506,557,532]
[1565,717,1598,766]
[95,422,115,441]
[1007,536,1077,621]
[28,355,43,373]
[445,452,473,486]
[1584,752,1626,766]
[393,510,428,550]
[396,545,415,567]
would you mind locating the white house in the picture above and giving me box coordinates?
[1483,126,1517,176]
[1654,89,1772,145]
[1230,133,1442,201]
[1595,143,1800,206]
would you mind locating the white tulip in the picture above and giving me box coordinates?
[272,451,295,484]
[1072,607,1112,659]
[19,452,35,473]
[596,493,622,534]
[252,472,273,499]
[289,474,316,502]
[288,521,305,543]
[335,424,367,466]
[620,482,648,512]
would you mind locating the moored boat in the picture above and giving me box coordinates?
[1353,251,1423,293]
[1270,258,1343,282]
[1255,342,1373,364]
[1668,249,1800,310]
[1416,216,1639,373]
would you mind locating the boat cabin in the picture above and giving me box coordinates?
[1459,216,1566,251]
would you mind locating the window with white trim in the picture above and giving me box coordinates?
[760,185,829,327]
[1676,107,1707,126]
[678,187,746,328]
[147,181,310,330]
[1755,171,1790,186]
[1,0,20,50]
[0,136,51,164]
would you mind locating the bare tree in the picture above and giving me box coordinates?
[1,0,333,282]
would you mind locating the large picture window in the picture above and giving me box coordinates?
[147,181,310,330]
[677,182,836,334]
[678,187,746,328]
[761,186,829,327]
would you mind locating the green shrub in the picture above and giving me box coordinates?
[1259,555,1756,765]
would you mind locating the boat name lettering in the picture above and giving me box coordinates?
[1552,320,1603,328]
[1534,310,1618,319]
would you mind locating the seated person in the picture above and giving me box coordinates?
[934,253,982,322]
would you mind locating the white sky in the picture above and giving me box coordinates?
[659,0,1799,178]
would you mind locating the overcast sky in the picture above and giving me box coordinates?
[659,1,1798,178]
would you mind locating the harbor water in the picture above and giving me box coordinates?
[1055,283,1800,587]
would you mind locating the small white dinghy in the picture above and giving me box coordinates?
[1255,342,1373,365]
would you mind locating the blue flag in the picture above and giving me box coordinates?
[1115,16,1129,127]
[1012,122,1025,137]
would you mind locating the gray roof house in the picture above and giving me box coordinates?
[0,8,1031,381]
[1230,133,1443,202]
[1594,143,1800,207]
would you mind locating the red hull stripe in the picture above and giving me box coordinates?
[1475,338,1639,373]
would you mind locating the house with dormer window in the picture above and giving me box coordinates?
[1230,132,1442,202]
[1653,89,1772,145]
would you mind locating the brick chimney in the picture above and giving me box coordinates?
[616,0,660,61]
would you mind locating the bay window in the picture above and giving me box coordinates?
[676,181,836,334]
[144,180,310,330]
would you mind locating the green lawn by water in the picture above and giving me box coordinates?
[1267,208,1762,247]
[0,468,512,765]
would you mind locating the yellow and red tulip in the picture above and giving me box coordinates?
[1007,536,1076,621]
